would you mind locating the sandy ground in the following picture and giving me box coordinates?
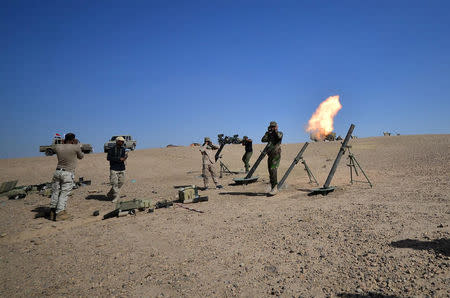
[0,134,449,297]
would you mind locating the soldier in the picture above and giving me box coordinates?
[107,136,128,202]
[49,133,84,221]
[241,136,253,173]
[261,121,283,196]
[199,137,223,190]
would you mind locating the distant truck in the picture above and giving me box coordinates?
[104,135,136,153]
[40,136,93,156]
[310,132,337,142]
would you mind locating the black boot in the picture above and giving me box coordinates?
[49,208,56,221]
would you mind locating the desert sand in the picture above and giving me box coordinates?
[0,134,449,297]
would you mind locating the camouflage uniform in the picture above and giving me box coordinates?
[261,122,283,189]
[50,144,84,214]
[241,137,253,173]
[200,137,220,188]
[107,143,127,201]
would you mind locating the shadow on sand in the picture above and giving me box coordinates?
[390,238,450,257]
[219,192,268,197]
[31,206,52,220]
[85,194,110,201]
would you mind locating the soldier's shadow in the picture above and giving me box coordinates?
[390,238,450,257]
[85,194,110,201]
[219,192,269,197]
[31,206,52,220]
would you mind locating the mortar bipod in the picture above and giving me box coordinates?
[277,142,318,190]
[346,145,372,188]
[232,143,270,185]
[309,123,355,196]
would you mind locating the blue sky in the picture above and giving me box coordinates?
[1,0,449,158]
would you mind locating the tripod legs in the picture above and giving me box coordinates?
[347,154,372,187]
[219,160,241,178]
[301,159,319,185]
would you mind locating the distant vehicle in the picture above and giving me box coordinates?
[310,132,336,142]
[104,135,136,153]
[40,136,93,156]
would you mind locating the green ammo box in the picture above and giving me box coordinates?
[178,185,198,203]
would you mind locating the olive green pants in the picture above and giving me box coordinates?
[267,153,281,188]
[242,151,253,172]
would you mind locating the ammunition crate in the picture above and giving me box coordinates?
[178,185,198,203]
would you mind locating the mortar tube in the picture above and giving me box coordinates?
[244,143,270,179]
[278,142,309,189]
[323,124,355,188]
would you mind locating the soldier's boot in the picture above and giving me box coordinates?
[55,210,73,221]
[268,185,278,196]
[49,208,56,221]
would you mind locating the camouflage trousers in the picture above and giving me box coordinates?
[107,170,126,200]
[202,164,218,188]
[50,169,75,213]
[268,152,281,189]
[242,151,253,173]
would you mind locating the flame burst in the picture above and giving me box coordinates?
[306,95,342,141]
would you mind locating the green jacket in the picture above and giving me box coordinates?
[261,131,283,155]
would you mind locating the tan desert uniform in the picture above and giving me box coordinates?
[50,144,84,214]
[200,143,219,188]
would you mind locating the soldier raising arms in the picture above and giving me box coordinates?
[49,133,84,221]
[261,121,283,196]
[199,137,223,190]
[107,136,127,203]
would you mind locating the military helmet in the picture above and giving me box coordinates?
[269,121,277,127]
[204,137,211,142]
[243,136,248,140]
[116,136,125,142]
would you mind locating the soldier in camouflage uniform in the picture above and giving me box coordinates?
[49,133,84,221]
[241,136,253,173]
[107,136,128,202]
[199,137,223,190]
[261,121,283,196]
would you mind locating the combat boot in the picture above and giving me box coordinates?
[268,185,278,196]
[49,208,56,221]
[55,210,73,221]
